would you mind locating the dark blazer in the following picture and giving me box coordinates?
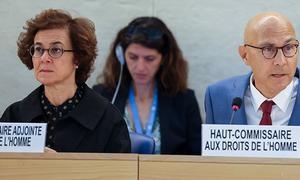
[205,69,300,125]
[1,84,131,153]
[93,84,202,155]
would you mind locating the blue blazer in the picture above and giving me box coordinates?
[205,69,300,125]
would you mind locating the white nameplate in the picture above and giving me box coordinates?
[202,124,300,158]
[0,123,46,153]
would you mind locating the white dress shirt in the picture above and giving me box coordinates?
[244,75,298,125]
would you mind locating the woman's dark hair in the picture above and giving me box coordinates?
[99,16,188,96]
[17,9,98,84]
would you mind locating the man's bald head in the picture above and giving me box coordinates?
[239,12,298,99]
[244,12,296,44]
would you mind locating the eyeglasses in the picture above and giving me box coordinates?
[29,44,74,59]
[244,41,299,59]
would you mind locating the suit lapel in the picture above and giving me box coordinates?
[229,73,251,125]
[289,68,300,126]
[157,92,172,153]
[289,93,300,126]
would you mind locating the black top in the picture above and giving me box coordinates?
[1,84,131,153]
[41,84,84,148]
[93,84,202,155]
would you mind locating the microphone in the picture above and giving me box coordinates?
[229,97,242,124]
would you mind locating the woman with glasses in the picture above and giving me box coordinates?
[205,12,300,126]
[93,17,202,155]
[1,9,130,153]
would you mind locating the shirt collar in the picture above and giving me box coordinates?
[249,74,296,112]
[41,84,84,119]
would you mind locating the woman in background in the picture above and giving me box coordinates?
[1,9,130,153]
[93,17,202,154]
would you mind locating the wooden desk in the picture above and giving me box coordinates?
[3,153,300,179]
[139,155,300,180]
[0,153,138,180]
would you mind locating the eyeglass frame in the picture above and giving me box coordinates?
[244,40,299,59]
[28,44,74,59]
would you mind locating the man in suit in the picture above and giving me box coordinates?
[205,12,300,125]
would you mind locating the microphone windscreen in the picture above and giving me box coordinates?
[232,97,242,108]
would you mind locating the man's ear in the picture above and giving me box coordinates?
[239,45,249,65]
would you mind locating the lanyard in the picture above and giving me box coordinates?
[129,84,158,136]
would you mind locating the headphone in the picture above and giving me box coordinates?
[115,43,125,65]
[111,43,125,104]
